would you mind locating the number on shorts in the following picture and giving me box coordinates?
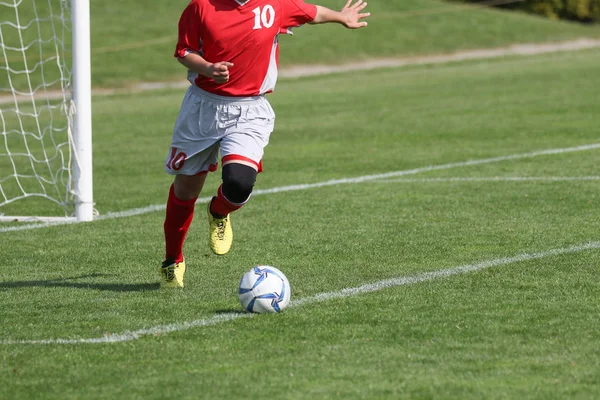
[167,148,187,171]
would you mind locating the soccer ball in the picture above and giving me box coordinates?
[238,266,291,313]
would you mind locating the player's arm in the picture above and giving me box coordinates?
[177,53,233,84]
[174,1,232,84]
[310,0,369,29]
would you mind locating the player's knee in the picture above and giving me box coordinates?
[222,163,257,204]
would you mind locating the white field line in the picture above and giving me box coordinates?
[2,240,599,345]
[372,176,600,183]
[2,38,600,105]
[1,142,599,233]
[279,38,600,79]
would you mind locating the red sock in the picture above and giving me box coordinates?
[164,184,196,263]
[209,184,245,217]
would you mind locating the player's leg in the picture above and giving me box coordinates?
[160,86,220,288]
[165,172,209,264]
[207,162,258,255]
[210,162,257,217]
[207,96,274,255]
[161,172,210,288]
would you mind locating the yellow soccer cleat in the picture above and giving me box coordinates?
[208,204,233,255]
[160,259,186,288]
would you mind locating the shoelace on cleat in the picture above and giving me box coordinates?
[216,219,227,240]
[163,266,175,281]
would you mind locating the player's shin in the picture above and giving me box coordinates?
[207,163,256,255]
[164,184,197,263]
[209,184,246,217]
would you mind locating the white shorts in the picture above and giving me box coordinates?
[164,85,275,175]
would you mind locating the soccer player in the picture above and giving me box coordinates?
[160,0,370,288]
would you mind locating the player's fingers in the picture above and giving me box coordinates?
[343,0,352,10]
[349,21,368,28]
[358,12,370,19]
[220,62,234,68]
[215,64,229,72]
[212,67,228,75]
[356,2,368,11]
[351,0,363,10]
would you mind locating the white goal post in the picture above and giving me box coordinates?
[0,0,93,222]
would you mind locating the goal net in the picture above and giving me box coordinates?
[0,0,93,222]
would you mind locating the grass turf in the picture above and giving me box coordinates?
[1,47,599,398]
[90,0,600,86]
[2,0,600,88]
[3,47,600,217]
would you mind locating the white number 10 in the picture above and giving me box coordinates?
[252,5,275,29]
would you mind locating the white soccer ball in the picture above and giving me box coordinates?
[238,266,291,313]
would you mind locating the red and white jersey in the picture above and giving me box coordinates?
[175,0,317,97]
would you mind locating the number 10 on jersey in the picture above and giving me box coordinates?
[252,5,275,29]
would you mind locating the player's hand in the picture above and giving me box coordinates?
[208,61,234,84]
[340,0,369,29]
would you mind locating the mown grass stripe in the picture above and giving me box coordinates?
[1,142,599,233]
[2,240,599,345]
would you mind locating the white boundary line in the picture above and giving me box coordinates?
[279,38,600,79]
[1,142,599,233]
[3,38,600,105]
[3,240,599,345]
[372,176,600,183]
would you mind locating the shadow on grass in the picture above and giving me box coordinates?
[0,273,160,292]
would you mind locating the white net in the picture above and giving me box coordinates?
[0,0,75,219]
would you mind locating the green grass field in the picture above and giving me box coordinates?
[2,1,600,399]
[90,0,600,86]
[2,48,600,399]
[2,0,600,88]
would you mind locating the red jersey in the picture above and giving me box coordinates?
[175,0,317,97]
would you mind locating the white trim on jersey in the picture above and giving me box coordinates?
[183,46,204,86]
[259,35,279,95]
